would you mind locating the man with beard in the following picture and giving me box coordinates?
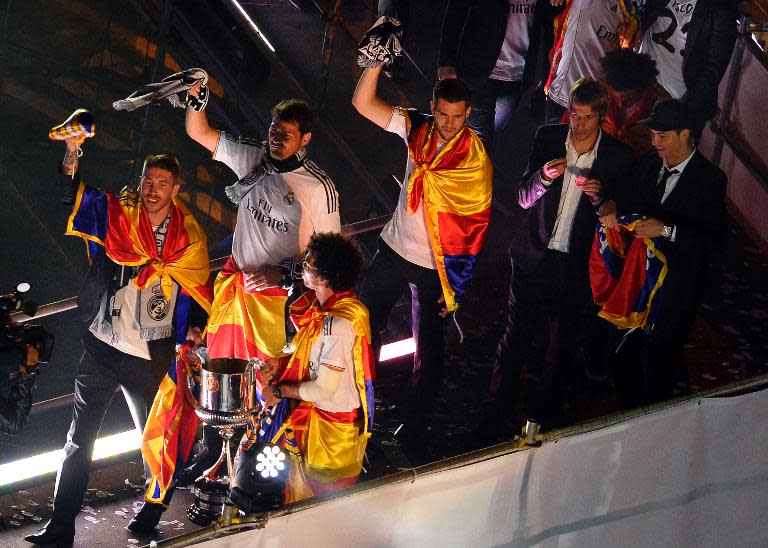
[128,86,340,532]
[352,67,492,447]
[26,141,211,546]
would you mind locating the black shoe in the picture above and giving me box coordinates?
[126,501,165,534]
[24,520,75,547]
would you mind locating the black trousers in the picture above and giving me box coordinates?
[611,311,695,410]
[51,332,172,524]
[359,239,445,417]
[489,252,588,426]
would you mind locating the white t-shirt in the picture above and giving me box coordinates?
[490,0,537,82]
[642,0,697,100]
[548,130,601,252]
[214,132,341,270]
[548,0,627,107]
[380,109,438,269]
[304,315,361,413]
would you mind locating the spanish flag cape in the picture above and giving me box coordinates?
[66,182,212,311]
[271,289,375,439]
[142,342,202,505]
[544,0,644,95]
[402,108,492,312]
[262,289,375,500]
[589,214,669,331]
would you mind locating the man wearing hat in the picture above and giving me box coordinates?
[599,99,727,406]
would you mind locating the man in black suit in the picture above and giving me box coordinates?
[438,0,560,151]
[482,78,635,436]
[642,0,737,139]
[600,99,728,407]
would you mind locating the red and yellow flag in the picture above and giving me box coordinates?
[403,109,492,312]
[205,256,289,360]
[66,183,212,312]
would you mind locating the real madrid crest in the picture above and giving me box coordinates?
[283,191,295,205]
[147,294,169,321]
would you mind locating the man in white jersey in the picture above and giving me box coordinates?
[184,85,340,372]
[545,0,644,123]
[258,232,374,502]
[439,0,558,152]
[133,88,342,529]
[353,68,492,446]
[641,0,737,139]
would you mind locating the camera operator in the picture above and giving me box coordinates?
[0,345,39,435]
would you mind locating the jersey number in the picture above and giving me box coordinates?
[651,7,689,57]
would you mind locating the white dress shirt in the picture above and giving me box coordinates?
[547,130,602,252]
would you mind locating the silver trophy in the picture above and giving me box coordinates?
[186,354,263,526]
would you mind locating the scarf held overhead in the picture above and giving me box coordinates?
[403,109,492,312]
[66,182,212,313]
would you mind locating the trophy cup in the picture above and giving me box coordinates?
[186,356,262,526]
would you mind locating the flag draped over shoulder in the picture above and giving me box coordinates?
[275,289,374,437]
[65,182,213,506]
[589,214,668,331]
[142,343,201,505]
[262,290,375,502]
[402,109,492,312]
[65,182,212,312]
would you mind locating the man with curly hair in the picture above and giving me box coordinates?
[600,49,662,157]
[260,232,375,502]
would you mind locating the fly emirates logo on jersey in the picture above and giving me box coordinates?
[510,1,535,14]
[245,196,290,233]
[592,3,627,47]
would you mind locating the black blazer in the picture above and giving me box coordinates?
[645,0,737,120]
[510,124,635,287]
[439,0,561,90]
[619,150,727,335]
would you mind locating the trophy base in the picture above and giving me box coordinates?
[187,476,230,526]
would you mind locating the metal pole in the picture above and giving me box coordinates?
[314,0,341,111]
[711,16,750,166]
[132,0,175,181]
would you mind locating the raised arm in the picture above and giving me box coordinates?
[59,138,82,205]
[352,65,395,129]
[185,82,220,153]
